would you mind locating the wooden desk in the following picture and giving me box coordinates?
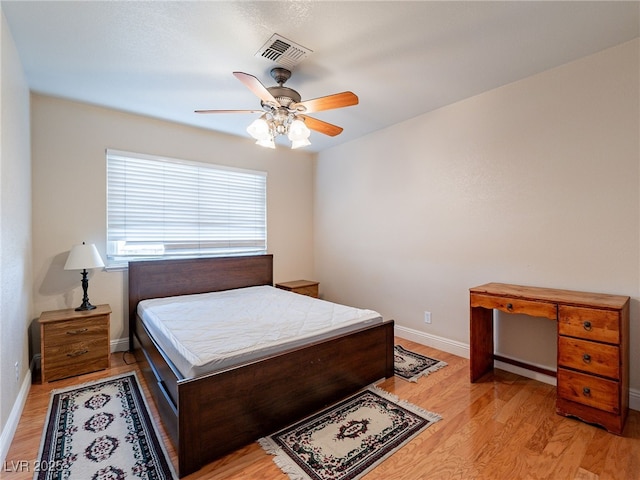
[470,283,629,434]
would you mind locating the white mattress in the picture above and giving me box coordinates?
[138,285,383,378]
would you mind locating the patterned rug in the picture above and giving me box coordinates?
[259,386,441,480]
[393,345,447,382]
[35,372,176,480]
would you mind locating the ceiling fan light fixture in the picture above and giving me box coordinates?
[288,117,311,149]
[247,112,312,149]
[247,116,271,141]
[288,118,311,141]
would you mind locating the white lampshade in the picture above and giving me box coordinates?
[64,242,105,271]
[247,117,271,141]
[288,118,311,149]
[288,118,311,141]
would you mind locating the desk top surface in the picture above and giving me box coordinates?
[470,282,629,310]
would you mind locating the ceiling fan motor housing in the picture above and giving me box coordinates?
[264,86,301,109]
[262,67,302,109]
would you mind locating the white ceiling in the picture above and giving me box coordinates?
[3,1,639,152]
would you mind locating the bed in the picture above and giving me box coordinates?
[128,254,395,477]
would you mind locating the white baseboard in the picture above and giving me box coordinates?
[111,337,129,352]
[630,388,640,412]
[0,365,32,465]
[393,325,639,412]
[394,325,470,359]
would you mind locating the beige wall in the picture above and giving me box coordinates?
[0,9,32,456]
[315,40,640,395]
[31,95,315,350]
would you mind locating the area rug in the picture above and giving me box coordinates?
[35,372,176,480]
[259,386,441,480]
[393,345,447,382]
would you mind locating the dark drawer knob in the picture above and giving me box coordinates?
[506,303,513,311]
[66,328,88,335]
[583,321,592,331]
[582,387,591,396]
[582,353,591,363]
[67,349,88,358]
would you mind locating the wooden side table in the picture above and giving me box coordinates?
[39,304,111,383]
[275,280,319,298]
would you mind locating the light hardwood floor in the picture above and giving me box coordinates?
[3,338,639,479]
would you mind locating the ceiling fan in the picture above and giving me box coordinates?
[195,67,358,149]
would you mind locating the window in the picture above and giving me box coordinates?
[106,149,267,267]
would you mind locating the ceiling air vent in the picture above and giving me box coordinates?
[255,34,312,69]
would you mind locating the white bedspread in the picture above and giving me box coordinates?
[138,285,383,378]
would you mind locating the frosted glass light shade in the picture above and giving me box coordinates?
[288,119,311,141]
[247,117,271,141]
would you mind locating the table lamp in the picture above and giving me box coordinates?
[64,242,105,311]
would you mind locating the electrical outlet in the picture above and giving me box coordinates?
[14,361,20,382]
[424,311,431,324]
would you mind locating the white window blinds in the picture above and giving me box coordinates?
[106,149,267,266]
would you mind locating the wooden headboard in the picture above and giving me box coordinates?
[128,254,273,350]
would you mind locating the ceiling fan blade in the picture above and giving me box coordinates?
[295,92,358,113]
[233,72,280,107]
[195,109,263,114]
[300,115,344,137]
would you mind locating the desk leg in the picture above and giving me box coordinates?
[470,306,493,382]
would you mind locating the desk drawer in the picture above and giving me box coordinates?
[557,368,619,414]
[558,306,619,344]
[470,294,556,319]
[558,337,620,379]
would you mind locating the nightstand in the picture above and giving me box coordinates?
[39,304,111,383]
[275,280,319,298]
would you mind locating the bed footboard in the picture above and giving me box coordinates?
[177,320,394,476]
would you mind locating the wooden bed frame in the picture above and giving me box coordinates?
[128,254,395,477]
